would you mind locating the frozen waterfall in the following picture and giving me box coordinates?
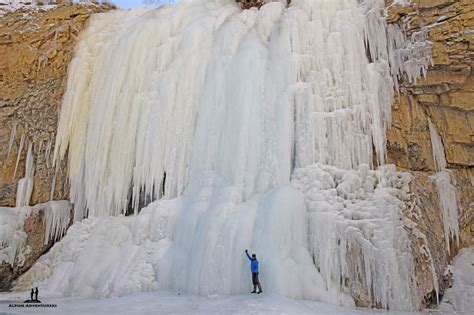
[17,0,434,311]
[54,0,401,219]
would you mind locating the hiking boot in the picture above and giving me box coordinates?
[251,285,257,293]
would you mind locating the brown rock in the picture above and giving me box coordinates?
[418,0,455,9]
[417,66,470,86]
[0,3,114,207]
[447,90,474,110]
[387,0,474,309]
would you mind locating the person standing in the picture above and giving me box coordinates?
[34,287,38,301]
[30,288,34,301]
[245,249,262,294]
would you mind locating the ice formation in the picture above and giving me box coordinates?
[439,247,474,313]
[0,201,72,267]
[17,0,437,311]
[54,0,406,219]
[292,164,416,309]
[428,118,447,172]
[0,136,71,265]
[42,200,72,244]
[15,144,35,208]
[0,206,32,266]
[431,172,459,254]
[428,119,459,254]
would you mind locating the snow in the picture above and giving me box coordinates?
[15,165,422,309]
[15,199,179,298]
[0,1,51,16]
[7,249,473,314]
[439,247,474,313]
[0,290,421,315]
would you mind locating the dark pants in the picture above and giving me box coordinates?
[251,272,263,293]
[252,272,260,285]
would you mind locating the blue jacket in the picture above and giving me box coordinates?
[246,252,259,273]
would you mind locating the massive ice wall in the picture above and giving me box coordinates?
[16,0,436,311]
[54,0,409,219]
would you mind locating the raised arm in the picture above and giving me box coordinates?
[245,250,251,261]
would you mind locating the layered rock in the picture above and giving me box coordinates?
[0,3,114,207]
[386,0,473,309]
[0,2,113,290]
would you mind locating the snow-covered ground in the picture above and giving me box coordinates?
[438,247,474,313]
[2,249,471,314]
[0,290,425,315]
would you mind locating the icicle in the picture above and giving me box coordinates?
[15,143,35,208]
[41,200,72,244]
[292,164,416,310]
[50,162,60,201]
[12,133,26,180]
[45,138,53,168]
[386,24,432,87]
[428,118,459,254]
[428,118,447,172]
[53,0,427,218]
[5,123,17,163]
[0,201,71,267]
[431,171,459,255]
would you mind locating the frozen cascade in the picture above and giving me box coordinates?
[432,172,459,254]
[0,206,32,266]
[15,143,35,208]
[428,118,447,172]
[54,0,408,219]
[17,0,435,311]
[291,164,416,309]
[0,201,72,267]
[428,119,459,254]
[0,143,35,266]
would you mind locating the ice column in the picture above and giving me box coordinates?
[428,119,459,254]
[16,144,35,208]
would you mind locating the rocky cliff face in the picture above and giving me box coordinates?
[386,0,473,309]
[0,3,114,207]
[0,0,472,311]
[0,2,113,290]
